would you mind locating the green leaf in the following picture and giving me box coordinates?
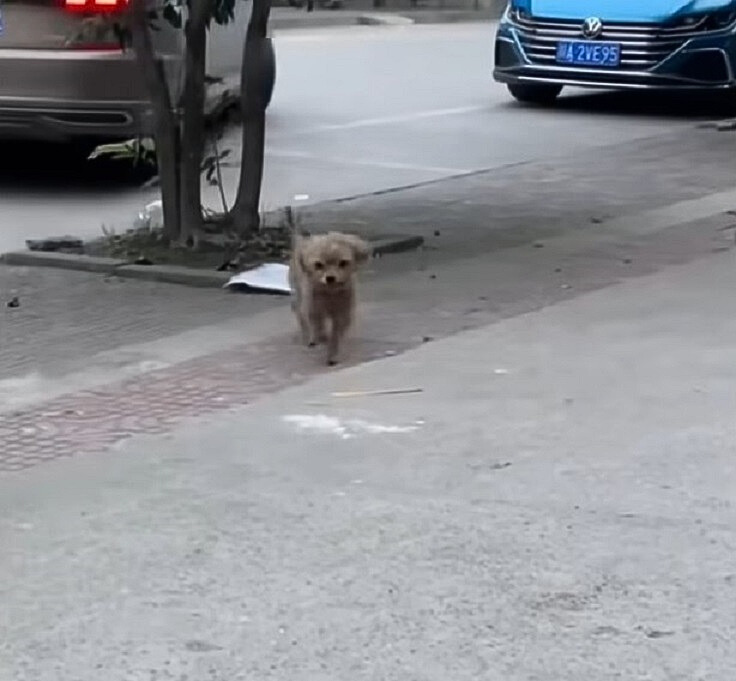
[88,137,158,168]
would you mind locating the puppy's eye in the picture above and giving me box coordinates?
[338,259,350,269]
[314,261,324,271]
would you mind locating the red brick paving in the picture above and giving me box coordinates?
[0,335,407,473]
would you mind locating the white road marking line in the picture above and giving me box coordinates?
[270,105,488,138]
[267,148,470,174]
[274,23,490,43]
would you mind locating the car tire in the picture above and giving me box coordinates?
[507,83,563,105]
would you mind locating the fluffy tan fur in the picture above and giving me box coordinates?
[289,231,371,366]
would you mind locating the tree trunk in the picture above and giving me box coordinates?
[230,0,272,236]
[129,0,181,242]
[178,0,215,247]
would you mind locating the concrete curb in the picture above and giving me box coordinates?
[369,234,424,255]
[0,251,127,274]
[356,12,415,25]
[115,265,233,288]
[0,234,423,290]
[407,9,497,24]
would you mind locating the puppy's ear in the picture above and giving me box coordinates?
[340,234,371,265]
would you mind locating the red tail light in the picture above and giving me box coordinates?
[64,0,128,13]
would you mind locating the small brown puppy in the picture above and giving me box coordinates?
[289,231,371,366]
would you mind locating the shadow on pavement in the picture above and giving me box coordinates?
[0,139,154,192]
[554,89,734,120]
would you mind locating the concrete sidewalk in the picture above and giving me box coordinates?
[1,125,735,466]
[2,248,735,680]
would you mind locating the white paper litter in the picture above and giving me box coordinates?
[282,414,420,439]
[224,262,291,294]
[133,200,163,231]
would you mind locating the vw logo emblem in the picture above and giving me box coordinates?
[582,16,603,38]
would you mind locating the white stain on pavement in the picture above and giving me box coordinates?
[0,372,46,411]
[282,414,419,439]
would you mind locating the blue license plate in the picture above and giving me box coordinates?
[556,41,621,67]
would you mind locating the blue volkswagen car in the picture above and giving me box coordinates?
[493,0,736,103]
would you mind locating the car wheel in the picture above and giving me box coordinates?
[507,83,563,105]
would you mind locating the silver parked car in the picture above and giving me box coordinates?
[0,0,275,142]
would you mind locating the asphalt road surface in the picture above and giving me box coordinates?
[0,22,730,253]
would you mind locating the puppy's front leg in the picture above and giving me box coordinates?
[308,309,326,348]
[326,313,350,366]
[292,299,309,345]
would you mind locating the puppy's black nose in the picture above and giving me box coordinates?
[325,275,336,284]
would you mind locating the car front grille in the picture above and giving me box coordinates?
[511,13,701,71]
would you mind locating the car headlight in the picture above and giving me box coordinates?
[670,11,736,32]
[704,10,736,30]
[504,5,530,24]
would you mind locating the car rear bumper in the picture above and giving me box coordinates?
[0,49,170,141]
[0,99,154,141]
[493,21,736,91]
